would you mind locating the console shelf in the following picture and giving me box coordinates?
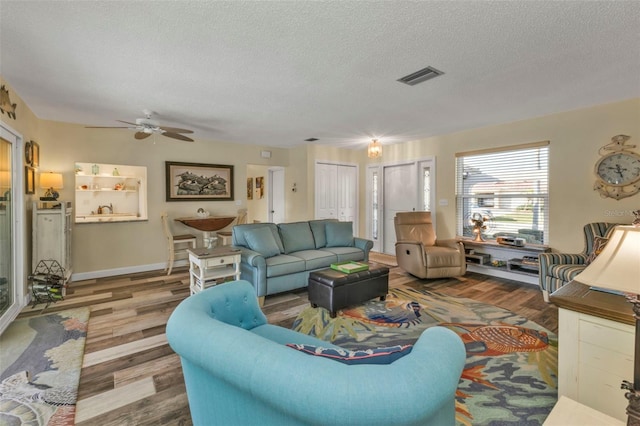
[459,238,549,284]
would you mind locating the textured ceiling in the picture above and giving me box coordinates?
[1,1,639,149]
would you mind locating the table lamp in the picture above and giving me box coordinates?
[573,225,640,425]
[39,172,63,201]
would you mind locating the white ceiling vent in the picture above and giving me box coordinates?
[397,66,444,86]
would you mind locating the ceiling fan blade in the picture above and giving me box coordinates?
[162,132,194,142]
[85,126,130,129]
[117,120,139,126]
[135,132,152,140]
[159,126,194,134]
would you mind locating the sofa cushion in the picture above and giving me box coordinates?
[244,227,281,258]
[279,222,316,254]
[547,263,586,283]
[234,223,285,253]
[319,246,364,262]
[309,220,330,248]
[326,221,354,247]
[286,343,413,365]
[288,249,337,270]
[265,254,306,277]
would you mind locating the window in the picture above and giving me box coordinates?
[422,167,431,211]
[456,141,549,244]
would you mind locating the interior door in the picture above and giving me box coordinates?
[383,163,418,254]
[268,168,285,223]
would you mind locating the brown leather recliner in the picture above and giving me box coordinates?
[394,211,466,279]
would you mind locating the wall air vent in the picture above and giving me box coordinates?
[397,66,444,86]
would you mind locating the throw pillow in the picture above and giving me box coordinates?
[325,221,354,247]
[278,222,315,254]
[286,343,413,365]
[586,236,609,265]
[309,220,331,248]
[244,227,281,258]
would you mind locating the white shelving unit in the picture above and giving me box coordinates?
[75,162,148,223]
[32,201,72,283]
[460,239,549,285]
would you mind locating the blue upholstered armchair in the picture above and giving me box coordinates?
[167,281,466,426]
[539,222,618,302]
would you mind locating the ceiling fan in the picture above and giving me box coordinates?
[86,109,194,142]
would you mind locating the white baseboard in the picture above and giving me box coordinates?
[71,259,189,282]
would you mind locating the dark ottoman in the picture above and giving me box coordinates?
[308,265,389,318]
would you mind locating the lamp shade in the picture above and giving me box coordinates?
[573,225,640,294]
[40,172,63,189]
[368,139,382,158]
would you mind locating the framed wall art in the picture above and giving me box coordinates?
[165,161,234,201]
[31,141,40,168]
[255,176,264,199]
[247,177,253,200]
[25,166,35,194]
[25,141,33,166]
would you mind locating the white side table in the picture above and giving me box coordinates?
[187,247,241,294]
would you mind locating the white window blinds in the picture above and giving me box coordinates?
[456,141,549,244]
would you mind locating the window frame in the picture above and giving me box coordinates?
[455,141,550,245]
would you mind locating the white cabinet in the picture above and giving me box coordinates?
[551,281,634,422]
[32,201,73,282]
[74,162,148,223]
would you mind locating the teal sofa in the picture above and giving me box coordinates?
[231,220,373,301]
[166,281,466,426]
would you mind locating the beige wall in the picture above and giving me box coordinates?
[0,77,41,295]
[363,97,640,252]
[2,73,639,279]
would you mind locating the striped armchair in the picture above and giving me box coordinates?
[539,222,618,302]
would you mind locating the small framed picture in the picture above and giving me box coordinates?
[247,177,253,200]
[25,166,35,194]
[31,141,40,168]
[255,176,264,199]
[25,141,33,166]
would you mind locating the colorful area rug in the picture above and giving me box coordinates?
[292,286,558,426]
[0,308,90,426]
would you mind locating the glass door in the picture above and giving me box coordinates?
[0,123,25,335]
[0,136,13,323]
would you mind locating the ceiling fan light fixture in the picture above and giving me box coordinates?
[368,139,382,158]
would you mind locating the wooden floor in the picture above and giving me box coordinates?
[16,255,558,425]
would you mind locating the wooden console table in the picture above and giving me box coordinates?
[550,281,634,422]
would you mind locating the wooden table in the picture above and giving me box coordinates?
[187,247,241,294]
[175,216,235,248]
[550,281,634,421]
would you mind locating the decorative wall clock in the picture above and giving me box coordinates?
[593,134,640,200]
